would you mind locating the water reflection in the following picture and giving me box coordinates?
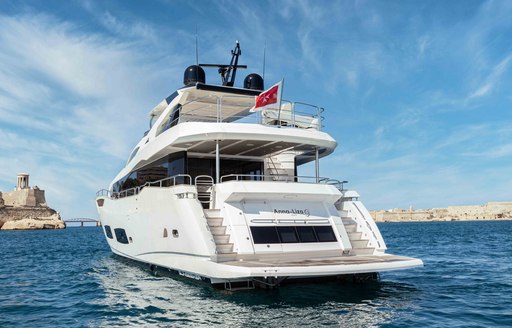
[88,255,422,327]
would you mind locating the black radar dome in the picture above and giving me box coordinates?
[244,73,264,90]
[183,65,205,86]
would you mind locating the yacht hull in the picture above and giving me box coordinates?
[96,182,422,289]
[96,48,423,289]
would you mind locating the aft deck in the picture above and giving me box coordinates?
[206,251,423,283]
[222,253,419,268]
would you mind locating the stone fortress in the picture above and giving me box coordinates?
[0,173,65,230]
[371,202,512,222]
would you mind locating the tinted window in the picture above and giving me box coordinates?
[251,226,337,244]
[277,226,299,243]
[251,227,280,244]
[113,152,186,193]
[296,226,317,243]
[165,91,179,105]
[127,147,139,164]
[159,104,181,135]
[188,157,263,182]
[114,228,129,244]
[104,225,113,239]
[314,226,337,242]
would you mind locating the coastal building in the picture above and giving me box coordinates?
[371,202,512,222]
[0,173,64,230]
[1,173,47,207]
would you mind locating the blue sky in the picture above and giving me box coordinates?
[1,0,511,219]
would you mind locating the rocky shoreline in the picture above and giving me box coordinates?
[0,207,66,230]
[370,202,512,223]
[370,215,512,223]
[0,174,65,230]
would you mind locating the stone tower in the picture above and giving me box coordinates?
[17,173,30,190]
[2,173,47,207]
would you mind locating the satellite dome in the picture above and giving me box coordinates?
[243,73,264,90]
[183,65,206,86]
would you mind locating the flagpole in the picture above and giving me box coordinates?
[276,78,284,127]
[262,40,266,80]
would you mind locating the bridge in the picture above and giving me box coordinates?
[64,218,101,227]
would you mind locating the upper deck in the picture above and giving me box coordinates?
[116,83,337,185]
[151,83,325,132]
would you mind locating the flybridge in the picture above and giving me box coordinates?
[148,41,324,131]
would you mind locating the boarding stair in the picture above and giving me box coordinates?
[341,216,376,256]
[204,209,237,261]
[265,155,294,181]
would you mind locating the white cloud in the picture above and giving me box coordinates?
[0,12,188,218]
[417,35,432,57]
[1,1,511,219]
[467,53,512,100]
[463,143,512,159]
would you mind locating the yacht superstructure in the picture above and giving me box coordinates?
[96,42,422,289]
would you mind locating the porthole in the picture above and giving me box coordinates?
[104,225,113,239]
[114,228,129,244]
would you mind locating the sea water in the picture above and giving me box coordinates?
[0,221,511,327]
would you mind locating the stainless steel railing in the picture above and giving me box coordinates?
[157,94,324,133]
[97,174,193,199]
[96,174,347,200]
[219,174,345,186]
[195,175,214,205]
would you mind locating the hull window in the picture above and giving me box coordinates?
[104,225,113,239]
[314,226,337,242]
[250,227,280,244]
[296,226,317,243]
[277,226,299,243]
[250,226,337,244]
[114,228,129,244]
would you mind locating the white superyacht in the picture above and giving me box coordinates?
[96,42,422,289]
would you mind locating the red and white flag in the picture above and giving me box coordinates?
[251,80,283,112]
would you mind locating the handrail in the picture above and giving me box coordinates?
[97,174,348,200]
[220,174,333,183]
[102,174,193,199]
[195,175,214,206]
[318,179,348,191]
[172,93,324,131]
[145,174,192,188]
[266,156,280,181]
[96,189,111,197]
[352,202,382,249]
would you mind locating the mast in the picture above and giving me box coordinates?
[200,40,247,86]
